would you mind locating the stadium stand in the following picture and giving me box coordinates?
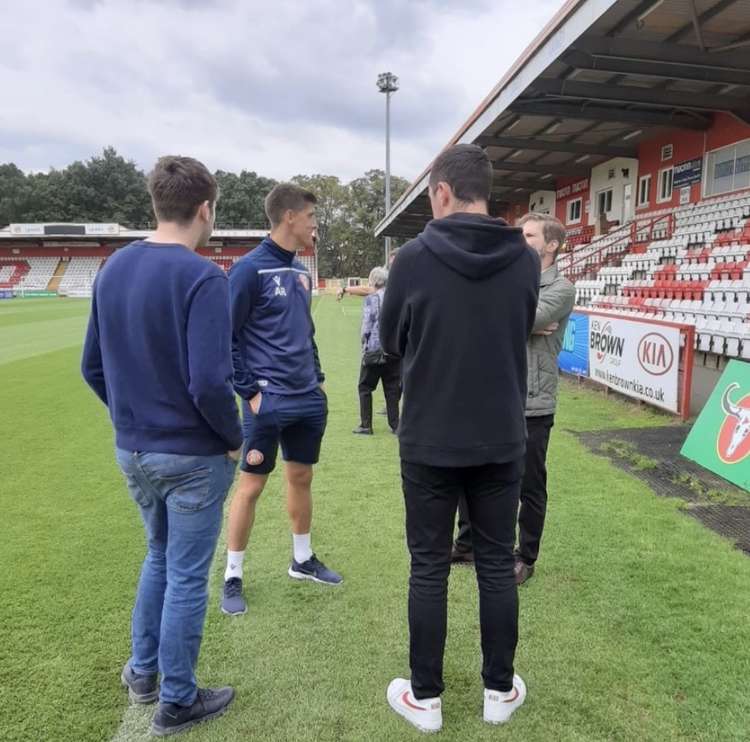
[573,193,750,358]
[564,191,750,367]
[373,0,750,413]
[0,256,59,292]
[207,256,236,272]
[0,260,30,289]
[57,257,105,297]
[0,226,316,298]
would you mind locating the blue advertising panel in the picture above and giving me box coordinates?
[558,312,589,376]
[673,157,703,188]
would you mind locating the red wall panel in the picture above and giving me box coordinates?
[555,176,590,226]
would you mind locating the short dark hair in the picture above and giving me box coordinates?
[518,212,566,258]
[147,156,217,224]
[428,144,492,203]
[265,183,317,228]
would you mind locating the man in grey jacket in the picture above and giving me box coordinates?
[452,212,575,585]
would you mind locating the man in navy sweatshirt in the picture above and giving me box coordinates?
[221,183,341,617]
[81,156,243,737]
[380,144,540,733]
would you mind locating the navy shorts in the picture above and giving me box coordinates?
[240,388,328,475]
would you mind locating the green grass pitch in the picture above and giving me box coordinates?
[1,296,749,741]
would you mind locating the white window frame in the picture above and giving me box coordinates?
[703,137,750,198]
[657,167,674,204]
[661,144,673,162]
[637,174,652,207]
[567,197,582,225]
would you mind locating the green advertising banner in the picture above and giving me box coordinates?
[681,360,750,491]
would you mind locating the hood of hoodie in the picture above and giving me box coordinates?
[416,213,532,280]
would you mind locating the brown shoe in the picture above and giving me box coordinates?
[514,559,535,585]
[451,546,474,565]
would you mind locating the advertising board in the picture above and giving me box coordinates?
[588,315,681,413]
[681,360,750,491]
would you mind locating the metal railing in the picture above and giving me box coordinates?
[560,213,676,283]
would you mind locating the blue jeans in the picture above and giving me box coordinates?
[115,449,237,706]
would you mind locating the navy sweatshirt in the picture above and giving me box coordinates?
[81,241,243,455]
[229,238,324,399]
[380,213,540,467]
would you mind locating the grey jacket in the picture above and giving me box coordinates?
[361,288,385,353]
[526,263,576,417]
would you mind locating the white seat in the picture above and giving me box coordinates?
[697,319,713,352]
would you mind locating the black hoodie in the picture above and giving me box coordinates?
[380,213,540,467]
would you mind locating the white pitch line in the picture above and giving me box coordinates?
[109,703,153,742]
[311,293,325,319]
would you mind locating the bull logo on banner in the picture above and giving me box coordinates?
[717,382,750,464]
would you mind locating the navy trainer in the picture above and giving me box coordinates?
[121,661,159,704]
[288,554,343,586]
[152,686,235,737]
[220,577,247,615]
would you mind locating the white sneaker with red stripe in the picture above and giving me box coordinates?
[483,674,527,724]
[386,678,442,733]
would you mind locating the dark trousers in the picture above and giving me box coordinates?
[402,458,522,698]
[456,415,554,565]
[358,357,401,430]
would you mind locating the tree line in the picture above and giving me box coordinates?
[0,147,410,277]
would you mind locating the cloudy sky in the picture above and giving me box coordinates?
[2,0,561,184]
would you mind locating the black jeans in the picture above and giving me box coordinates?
[358,357,401,430]
[402,458,522,698]
[456,415,554,566]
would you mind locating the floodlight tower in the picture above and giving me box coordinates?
[377,71,399,266]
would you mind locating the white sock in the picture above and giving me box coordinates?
[293,533,313,563]
[225,550,245,581]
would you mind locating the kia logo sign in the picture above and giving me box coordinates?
[637,333,674,376]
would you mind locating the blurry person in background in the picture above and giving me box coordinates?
[352,266,400,436]
[337,248,399,300]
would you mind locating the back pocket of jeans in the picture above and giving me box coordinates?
[164,466,212,512]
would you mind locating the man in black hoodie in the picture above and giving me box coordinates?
[380,144,540,733]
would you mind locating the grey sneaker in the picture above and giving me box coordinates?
[121,662,159,704]
[288,554,343,585]
[152,686,235,737]
[221,577,247,615]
